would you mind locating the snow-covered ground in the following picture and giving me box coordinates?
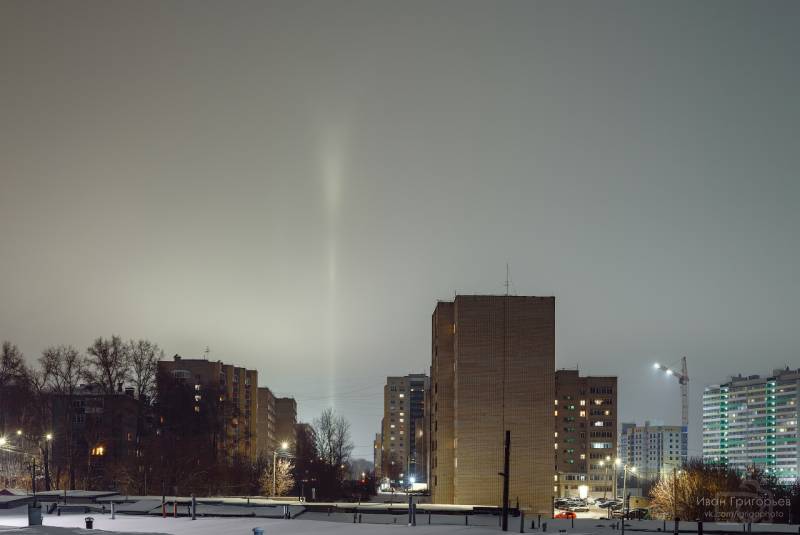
[1,506,799,534]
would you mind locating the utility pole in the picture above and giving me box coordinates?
[500,430,511,531]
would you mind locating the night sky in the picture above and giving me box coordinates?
[2,1,798,461]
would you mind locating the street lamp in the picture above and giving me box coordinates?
[621,464,636,521]
[273,441,290,497]
[599,460,609,500]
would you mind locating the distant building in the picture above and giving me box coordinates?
[257,386,277,457]
[381,374,429,484]
[275,397,297,450]
[554,370,618,498]
[158,355,258,460]
[618,421,687,480]
[51,383,139,487]
[429,295,555,513]
[703,368,799,482]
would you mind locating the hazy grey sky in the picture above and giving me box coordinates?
[2,1,798,460]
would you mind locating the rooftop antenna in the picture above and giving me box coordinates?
[505,263,510,295]
[203,346,210,360]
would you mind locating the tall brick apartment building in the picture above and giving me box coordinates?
[257,386,277,458]
[429,295,555,513]
[158,355,258,461]
[554,370,618,498]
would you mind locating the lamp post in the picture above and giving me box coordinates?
[273,441,289,497]
[620,463,636,535]
[44,434,52,491]
[599,460,609,500]
[1,432,53,497]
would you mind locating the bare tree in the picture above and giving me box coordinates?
[86,335,130,393]
[25,365,54,489]
[127,339,162,492]
[261,459,295,496]
[314,408,354,468]
[41,345,85,490]
[650,460,743,522]
[312,408,354,499]
[128,339,162,402]
[0,341,26,433]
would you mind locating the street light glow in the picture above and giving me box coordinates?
[46,433,53,441]
[615,458,621,466]
[280,441,289,450]
[16,429,22,436]
[0,437,6,446]
[654,363,660,369]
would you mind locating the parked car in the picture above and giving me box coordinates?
[569,506,589,513]
[554,511,576,519]
[611,507,649,520]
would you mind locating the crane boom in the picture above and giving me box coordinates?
[654,356,689,428]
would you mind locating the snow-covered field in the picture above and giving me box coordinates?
[1,506,799,534]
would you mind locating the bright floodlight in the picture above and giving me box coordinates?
[46,433,53,441]
[654,363,660,369]
[16,429,22,435]
[631,467,637,473]
[409,476,416,484]
[666,369,673,375]
[615,458,621,466]
[280,441,289,450]
[0,437,6,446]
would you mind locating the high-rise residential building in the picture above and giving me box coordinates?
[617,421,687,480]
[429,295,555,513]
[158,355,258,460]
[373,432,383,479]
[257,386,277,458]
[275,397,298,450]
[554,370,618,498]
[703,368,799,483]
[380,374,429,484]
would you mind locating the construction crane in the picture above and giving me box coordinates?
[653,356,689,429]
